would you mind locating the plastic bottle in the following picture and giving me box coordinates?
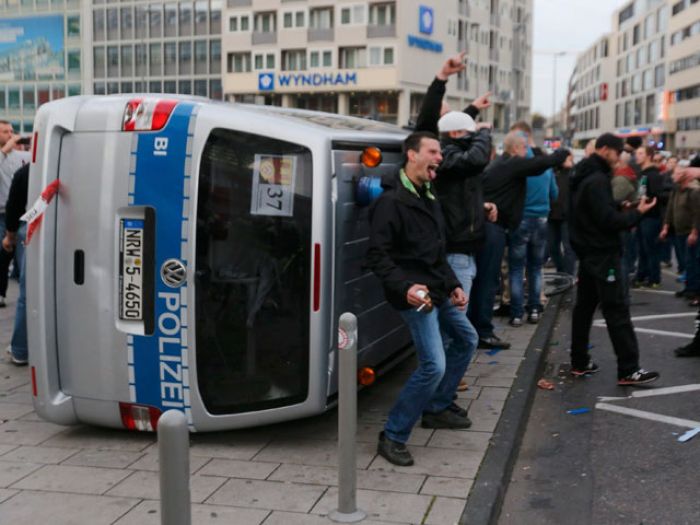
[638,175,648,199]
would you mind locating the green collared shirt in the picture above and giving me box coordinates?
[399,169,435,200]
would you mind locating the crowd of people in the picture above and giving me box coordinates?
[365,53,700,466]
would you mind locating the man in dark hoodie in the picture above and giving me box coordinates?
[468,132,569,349]
[365,131,477,467]
[569,133,660,386]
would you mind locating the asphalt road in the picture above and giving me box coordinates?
[499,269,700,525]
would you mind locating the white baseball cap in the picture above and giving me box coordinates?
[438,111,477,133]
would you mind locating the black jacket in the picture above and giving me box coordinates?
[434,129,492,254]
[569,153,642,259]
[482,149,569,230]
[639,165,669,219]
[365,172,461,310]
[549,166,572,222]
[414,77,479,134]
[5,163,28,233]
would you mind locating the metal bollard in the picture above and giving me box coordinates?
[158,410,192,525]
[329,313,367,523]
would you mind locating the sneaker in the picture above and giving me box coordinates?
[477,335,511,350]
[0,296,5,308]
[447,401,469,417]
[422,408,472,429]
[528,311,540,324]
[617,369,660,386]
[493,303,511,318]
[571,362,600,377]
[674,342,700,358]
[509,317,523,327]
[377,431,414,467]
[4,347,27,366]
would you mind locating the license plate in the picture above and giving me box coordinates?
[119,219,145,321]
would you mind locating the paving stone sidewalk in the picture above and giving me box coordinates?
[0,280,539,525]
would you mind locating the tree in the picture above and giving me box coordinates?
[531,113,546,130]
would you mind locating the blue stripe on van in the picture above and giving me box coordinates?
[130,102,196,427]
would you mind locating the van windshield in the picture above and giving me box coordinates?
[195,128,312,414]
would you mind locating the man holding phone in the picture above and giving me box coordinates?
[365,131,477,466]
[0,121,30,308]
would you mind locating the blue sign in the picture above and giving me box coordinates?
[258,71,358,91]
[258,72,275,91]
[408,35,443,54]
[419,5,434,35]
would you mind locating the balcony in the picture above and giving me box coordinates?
[367,24,396,38]
[227,0,251,6]
[252,31,277,45]
[308,27,334,42]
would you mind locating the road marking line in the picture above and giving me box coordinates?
[629,313,696,322]
[592,322,694,339]
[630,384,700,398]
[631,288,676,296]
[596,402,700,429]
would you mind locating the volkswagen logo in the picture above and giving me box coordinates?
[161,259,187,288]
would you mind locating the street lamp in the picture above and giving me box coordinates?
[551,51,566,135]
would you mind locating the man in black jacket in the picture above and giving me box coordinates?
[569,133,659,386]
[468,132,569,349]
[365,132,477,466]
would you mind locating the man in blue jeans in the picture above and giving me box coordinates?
[365,132,477,466]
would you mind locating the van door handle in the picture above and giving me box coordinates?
[74,250,85,285]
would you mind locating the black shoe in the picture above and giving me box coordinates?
[447,401,469,417]
[478,335,511,350]
[675,289,689,298]
[618,369,660,386]
[493,303,511,317]
[570,361,600,377]
[377,431,414,466]
[421,408,472,429]
[674,342,700,357]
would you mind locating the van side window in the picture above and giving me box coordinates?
[196,128,313,414]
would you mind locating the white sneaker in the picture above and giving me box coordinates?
[4,347,27,366]
[0,296,5,308]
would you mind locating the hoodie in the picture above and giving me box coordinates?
[569,153,642,259]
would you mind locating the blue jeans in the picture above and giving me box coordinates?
[547,220,576,275]
[447,253,477,298]
[681,235,700,294]
[509,217,548,319]
[10,224,27,361]
[672,234,687,275]
[468,221,507,339]
[636,217,662,284]
[385,300,478,444]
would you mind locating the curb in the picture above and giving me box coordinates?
[459,290,568,525]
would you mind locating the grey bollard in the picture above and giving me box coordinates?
[158,410,191,525]
[329,313,367,523]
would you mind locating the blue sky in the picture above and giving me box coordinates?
[0,15,64,54]
[532,0,631,117]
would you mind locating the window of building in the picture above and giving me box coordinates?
[149,43,162,75]
[254,52,275,70]
[369,2,395,26]
[107,45,119,77]
[227,52,251,73]
[164,3,177,37]
[340,4,366,25]
[194,1,208,34]
[624,100,632,126]
[646,94,656,123]
[149,80,162,93]
[164,42,177,76]
[93,10,105,41]
[120,45,132,77]
[633,24,640,46]
[254,11,276,33]
[654,64,665,87]
[282,11,305,28]
[164,81,177,94]
[229,14,251,32]
[121,7,133,39]
[210,0,222,34]
[309,7,333,29]
[179,80,192,95]
[281,49,306,71]
[121,81,133,94]
[634,98,642,125]
[643,68,653,90]
[368,46,394,66]
[644,14,654,39]
[67,15,80,37]
[210,40,221,74]
[194,40,207,74]
[180,2,193,36]
[179,41,192,75]
[135,44,147,76]
[93,46,105,78]
[150,4,163,38]
[308,49,332,68]
[23,86,35,110]
[339,46,366,68]
[106,7,119,40]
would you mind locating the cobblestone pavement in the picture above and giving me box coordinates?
[0,279,539,525]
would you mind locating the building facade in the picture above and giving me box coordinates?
[222,0,533,129]
[1,0,533,133]
[667,0,700,156]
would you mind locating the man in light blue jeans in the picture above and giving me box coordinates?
[508,217,548,325]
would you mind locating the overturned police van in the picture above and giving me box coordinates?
[27,95,412,431]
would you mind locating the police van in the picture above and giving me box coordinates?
[27,95,415,431]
